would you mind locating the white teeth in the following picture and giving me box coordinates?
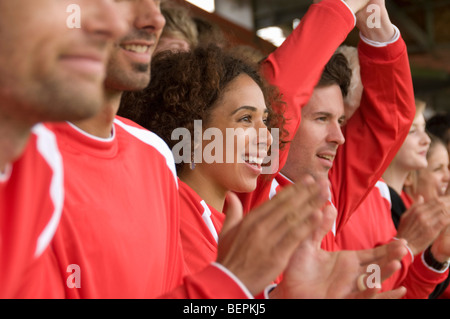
[242,155,264,165]
[122,44,149,53]
[318,155,334,161]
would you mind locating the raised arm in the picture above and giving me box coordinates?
[239,0,363,213]
[261,0,358,170]
[330,0,416,232]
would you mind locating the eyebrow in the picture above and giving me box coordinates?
[230,106,269,116]
[312,111,332,117]
[311,111,345,119]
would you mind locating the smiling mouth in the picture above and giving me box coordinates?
[120,44,151,53]
[241,154,264,166]
[59,55,105,76]
[317,154,335,161]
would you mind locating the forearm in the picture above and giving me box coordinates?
[356,1,395,42]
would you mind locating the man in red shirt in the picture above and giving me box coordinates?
[271,0,415,241]
[262,0,417,295]
[270,0,449,299]
[128,0,409,299]
[0,0,127,297]
[42,0,337,298]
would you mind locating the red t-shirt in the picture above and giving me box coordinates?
[179,179,225,275]
[39,118,251,299]
[179,0,355,273]
[0,124,64,298]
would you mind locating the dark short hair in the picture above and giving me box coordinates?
[427,112,450,146]
[317,52,352,97]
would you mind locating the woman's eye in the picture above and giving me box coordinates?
[239,115,251,122]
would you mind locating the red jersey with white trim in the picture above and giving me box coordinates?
[179,179,225,275]
[336,179,449,298]
[179,0,354,274]
[238,1,416,239]
[336,180,396,250]
[178,180,283,294]
[335,179,413,290]
[397,189,449,299]
[238,0,356,213]
[44,117,251,299]
[328,36,416,233]
[252,36,414,237]
[0,124,64,298]
[271,174,340,251]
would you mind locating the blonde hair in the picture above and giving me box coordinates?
[415,98,426,119]
[403,99,429,195]
[161,1,198,48]
[404,134,445,198]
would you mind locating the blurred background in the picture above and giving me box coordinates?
[177,0,450,115]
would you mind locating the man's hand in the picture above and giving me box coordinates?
[355,0,396,42]
[216,176,328,295]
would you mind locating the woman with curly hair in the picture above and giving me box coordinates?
[120,44,287,273]
[118,0,416,299]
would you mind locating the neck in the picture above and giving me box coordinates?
[70,88,123,138]
[382,163,409,195]
[0,113,32,172]
[280,167,327,184]
[180,167,227,212]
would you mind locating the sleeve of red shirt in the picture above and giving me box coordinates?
[379,239,414,292]
[159,263,253,299]
[402,253,449,299]
[239,0,356,213]
[330,35,416,234]
[261,0,355,171]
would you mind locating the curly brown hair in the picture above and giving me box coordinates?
[119,44,286,173]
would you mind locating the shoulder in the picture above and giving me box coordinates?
[114,116,172,156]
[114,116,177,186]
[375,180,392,207]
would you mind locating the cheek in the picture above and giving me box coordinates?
[227,132,250,159]
[417,171,438,190]
[432,172,447,189]
[398,144,424,167]
[396,144,413,160]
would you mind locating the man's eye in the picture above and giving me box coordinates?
[433,165,445,173]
